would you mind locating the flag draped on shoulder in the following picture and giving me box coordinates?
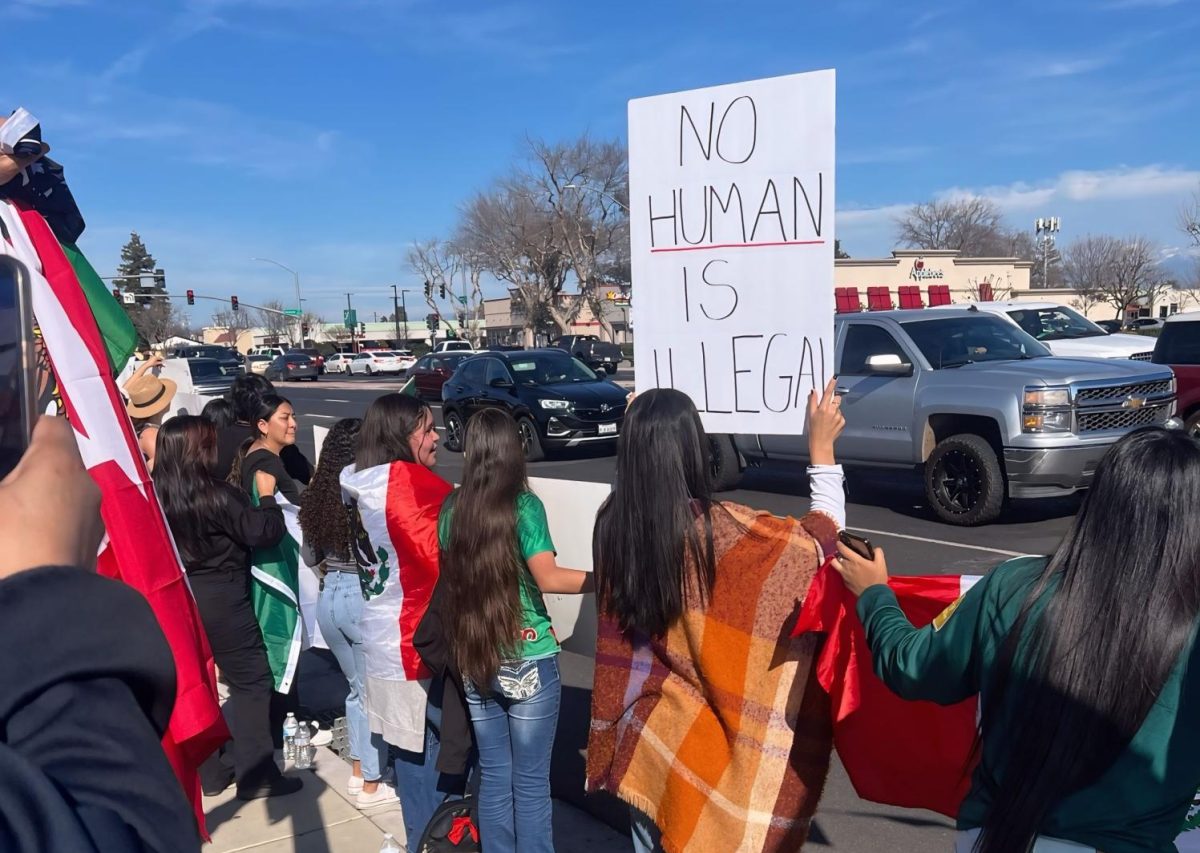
[793,564,981,819]
[0,200,227,838]
[249,485,306,693]
[340,460,451,684]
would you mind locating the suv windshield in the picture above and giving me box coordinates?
[508,354,598,385]
[1006,306,1107,341]
[189,360,228,379]
[1153,322,1200,365]
[902,316,1051,369]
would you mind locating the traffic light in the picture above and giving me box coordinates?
[231,295,239,312]
[424,280,432,299]
[186,289,195,306]
[112,288,120,301]
[359,322,366,336]
[301,322,310,336]
[153,268,165,289]
[438,282,446,300]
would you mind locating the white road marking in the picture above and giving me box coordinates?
[849,527,1028,558]
[308,414,337,419]
[325,399,351,403]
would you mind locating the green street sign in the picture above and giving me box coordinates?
[284,308,303,317]
[457,296,468,305]
[343,308,357,329]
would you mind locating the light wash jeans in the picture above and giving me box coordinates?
[394,681,466,851]
[464,656,561,853]
[316,571,389,781]
[630,806,664,853]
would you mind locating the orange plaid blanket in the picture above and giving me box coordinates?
[587,503,838,852]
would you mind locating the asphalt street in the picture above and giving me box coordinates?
[277,369,1079,851]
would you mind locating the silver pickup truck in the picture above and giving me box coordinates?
[712,307,1176,526]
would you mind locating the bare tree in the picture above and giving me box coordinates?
[1180,184,1200,247]
[455,180,572,346]
[526,135,629,341]
[256,298,292,343]
[211,308,253,351]
[129,299,188,346]
[1063,235,1167,321]
[963,273,1014,302]
[407,238,461,320]
[895,198,1007,256]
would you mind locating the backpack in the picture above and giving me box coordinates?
[414,794,480,852]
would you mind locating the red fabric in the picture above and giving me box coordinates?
[384,461,453,680]
[448,815,479,845]
[793,563,978,818]
[19,205,229,838]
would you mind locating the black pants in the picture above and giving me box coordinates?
[190,572,279,790]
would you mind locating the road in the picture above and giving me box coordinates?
[277,370,1078,850]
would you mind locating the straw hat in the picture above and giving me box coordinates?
[125,374,177,420]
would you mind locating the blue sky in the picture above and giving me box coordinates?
[4,0,1199,325]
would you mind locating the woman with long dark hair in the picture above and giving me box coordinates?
[587,381,846,853]
[435,408,590,853]
[299,418,394,809]
[340,393,454,848]
[152,416,302,800]
[216,373,311,485]
[832,426,1200,853]
[235,394,301,504]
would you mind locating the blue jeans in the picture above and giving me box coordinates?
[316,571,389,781]
[464,656,561,853]
[630,806,664,853]
[394,682,460,850]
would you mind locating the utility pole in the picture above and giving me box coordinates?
[391,285,410,348]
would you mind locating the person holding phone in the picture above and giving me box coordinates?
[587,379,846,853]
[831,427,1200,853]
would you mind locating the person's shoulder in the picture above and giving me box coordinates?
[977,555,1049,604]
[517,491,544,513]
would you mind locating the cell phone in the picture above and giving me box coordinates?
[838,530,876,561]
[0,255,37,481]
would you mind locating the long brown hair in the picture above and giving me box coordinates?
[299,418,361,559]
[357,393,431,470]
[152,416,225,565]
[440,408,527,689]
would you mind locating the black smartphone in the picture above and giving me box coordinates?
[0,255,37,481]
[838,530,876,561]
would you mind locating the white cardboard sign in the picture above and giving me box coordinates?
[628,69,836,434]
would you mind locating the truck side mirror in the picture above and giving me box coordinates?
[866,353,914,376]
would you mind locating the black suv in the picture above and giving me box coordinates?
[441,349,629,461]
[171,344,243,374]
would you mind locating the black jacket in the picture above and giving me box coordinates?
[216,424,312,489]
[176,480,284,578]
[0,566,199,851]
[413,577,475,775]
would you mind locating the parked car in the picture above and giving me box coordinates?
[325,352,350,373]
[245,354,273,375]
[405,352,472,400]
[971,302,1154,360]
[249,346,287,358]
[1153,311,1200,436]
[392,350,417,372]
[1095,319,1124,334]
[169,344,244,374]
[441,350,630,462]
[266,353,319,382]
[710,307,1176,526]
[288,348,326,374]
[180,357,237,397]
[550,334,624,375]
[347,351,404,375]
[433,340,475,354]
[1124,317,1165,332]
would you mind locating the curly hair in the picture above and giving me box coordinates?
[298,417,361,560]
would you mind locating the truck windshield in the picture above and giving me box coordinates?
[1005,306,1107,341]
[902,316,1051,369]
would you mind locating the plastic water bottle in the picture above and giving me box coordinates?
[293,721,313,770]
[282,713,299,763]
[378,833,401,853]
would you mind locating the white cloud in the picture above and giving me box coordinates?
[942,165,1200,212]
[1024,57,1110,79]
[840,145,933,166]
[1103,0,1185,8]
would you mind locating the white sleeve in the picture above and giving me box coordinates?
[807,464,846,529]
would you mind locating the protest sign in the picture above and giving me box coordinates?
[628,69,835,434]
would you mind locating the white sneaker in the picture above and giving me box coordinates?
[347,775,364,797]
[311,723,333,747]
[356,782,400,810]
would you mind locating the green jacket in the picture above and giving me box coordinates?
[858,557,1200,853]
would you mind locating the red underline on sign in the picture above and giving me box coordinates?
[650,240,827,253]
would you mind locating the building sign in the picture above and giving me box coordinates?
[909,258,944,281]
[628,70,835,435]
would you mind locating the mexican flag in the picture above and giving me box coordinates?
[60,240,137,375]
[793,564,982,819]
[249,486,307,693]
[0,200,227,837]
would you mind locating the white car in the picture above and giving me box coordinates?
[348,351,404,375]
[249,346,287,359]
[245,354,273,375]
[325,352,352,374]
[432,340,474,354]
[393,350,417,372]
[970,302,1155,361]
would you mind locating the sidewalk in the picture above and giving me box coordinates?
[204,747,630,853]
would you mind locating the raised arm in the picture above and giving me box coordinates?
[806,377,847,529]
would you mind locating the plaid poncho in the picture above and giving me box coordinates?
[587,502,838,853]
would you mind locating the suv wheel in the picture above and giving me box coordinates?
[517,417,545,463]
[709,434,743,492]
[444,410,465,452]
[1186,411,1200,439]
[924,433,1005,526]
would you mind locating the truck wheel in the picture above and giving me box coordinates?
[709,434,743,492]
[517,417,545,463]
[924,434,1005,526]
[443,410,465,453]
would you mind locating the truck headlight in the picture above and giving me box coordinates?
[1023,385,1072,433]
[539,399,572,411]
[1023,410,1073,433]
[1023,387,1071,409]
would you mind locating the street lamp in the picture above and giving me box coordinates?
[251,257,303,345]
[562,183,629,212]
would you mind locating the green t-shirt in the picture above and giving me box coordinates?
[858,556,1200,853]
[438,491,560,660]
